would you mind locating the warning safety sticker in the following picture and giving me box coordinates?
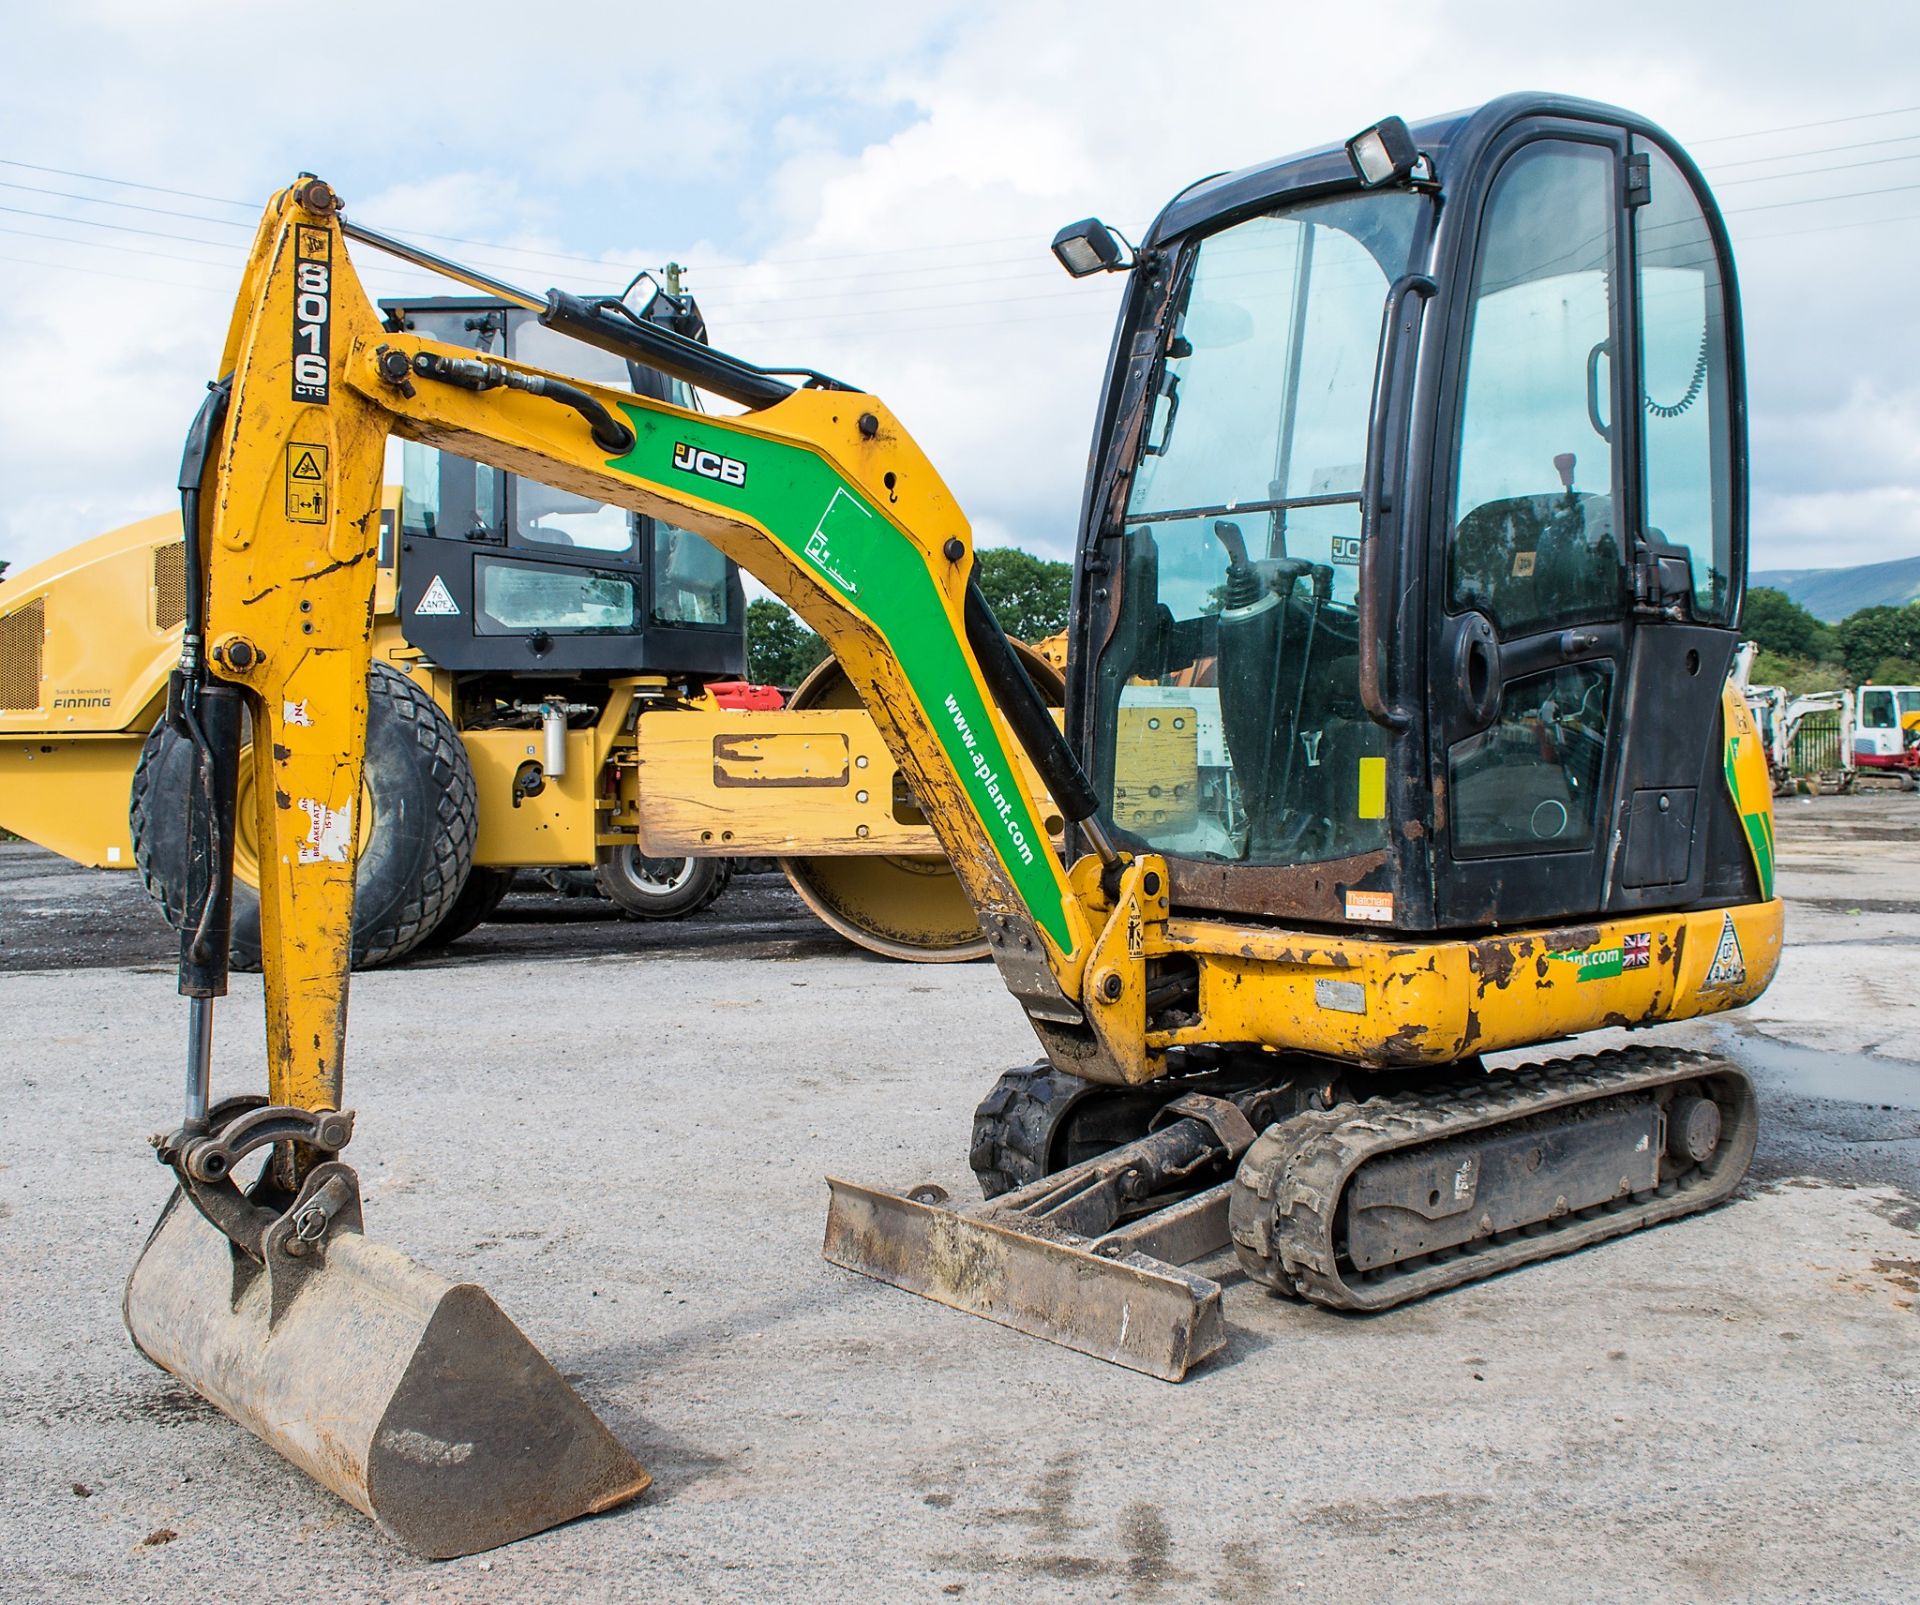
[285,443,328,524]
[1703,912,1747,989]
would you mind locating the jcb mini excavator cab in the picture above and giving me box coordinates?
[1066,102,1757,932]
[121,90,1778,1555]
[833,93,1776,1358]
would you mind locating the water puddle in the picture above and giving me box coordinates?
[1714,1026,1920,1113]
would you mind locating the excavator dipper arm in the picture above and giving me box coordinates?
[198,182,1136,1127]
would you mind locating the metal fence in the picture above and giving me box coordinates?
[1791,712,1846,777]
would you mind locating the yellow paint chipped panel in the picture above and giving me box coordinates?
[1152,901,1785,1067]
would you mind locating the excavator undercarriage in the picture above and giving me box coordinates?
[829,1042,1756,1379]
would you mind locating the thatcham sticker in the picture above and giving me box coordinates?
[1345,889,1393,923]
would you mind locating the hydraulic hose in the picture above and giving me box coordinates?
[172,380,240,984]
[176,379,231,658]
[961,578,1116,863]
[540,289,800,411]
[168,378,239,1131]
[406,351,636,454]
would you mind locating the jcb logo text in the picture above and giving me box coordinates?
[672,442,748,488]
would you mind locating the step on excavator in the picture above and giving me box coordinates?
[122,92,1780,1556]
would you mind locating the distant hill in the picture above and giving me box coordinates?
[1750,555,1920,622]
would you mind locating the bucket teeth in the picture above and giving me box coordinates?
[125,1176,648,1558]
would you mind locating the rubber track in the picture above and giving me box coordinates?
[1228,1046,1757,1312]
[968,1063,1095,1198]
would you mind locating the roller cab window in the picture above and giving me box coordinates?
[390,302,736,636]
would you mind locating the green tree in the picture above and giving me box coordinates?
[745,597,830,689]
[1870,655,1920,686]
[1742,587,1832,662]
[1837,603,1920,680]
[1749,650,1847,695]
[975,546,1072,642]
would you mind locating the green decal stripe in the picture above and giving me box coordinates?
[607,405,1074,950]
[1724,727,1776,900]
[1748,807,1776,899]
[1551,946,1624,981]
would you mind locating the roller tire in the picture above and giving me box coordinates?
[417,865,515,949]
[129,663,478,971]
[593,848,732,920]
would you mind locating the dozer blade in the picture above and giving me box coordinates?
[124,1183,648,1559]
[823,1176,1227,1382]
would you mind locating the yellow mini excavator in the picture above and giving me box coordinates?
[121,92,1780,1556]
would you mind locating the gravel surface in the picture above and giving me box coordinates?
[0,848,837,974]
[1,795,1916,1603]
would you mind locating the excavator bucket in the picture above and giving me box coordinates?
[124,1176,648,1558]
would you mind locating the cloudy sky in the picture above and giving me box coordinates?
[1,0,1915,579]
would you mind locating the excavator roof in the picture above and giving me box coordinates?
[1146,90,1674,245]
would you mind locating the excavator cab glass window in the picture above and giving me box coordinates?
[1449,661,1613,850]
[1449,140,1620,636]
[1634,141,1734,622]
[1095,191,1423,865]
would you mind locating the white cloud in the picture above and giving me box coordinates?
[3,0,1918,593]
[1754,486,1920,570]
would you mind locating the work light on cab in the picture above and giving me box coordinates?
[1050,217,1130,277]
[1345,115,1420,186]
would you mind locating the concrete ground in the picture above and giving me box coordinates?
[1,797,1916,1604]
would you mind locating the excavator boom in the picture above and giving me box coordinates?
[126,176,1122,1554]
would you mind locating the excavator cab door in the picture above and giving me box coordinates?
[1426,117,1744,927]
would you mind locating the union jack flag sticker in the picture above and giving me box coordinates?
[1622,931,1651,971]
